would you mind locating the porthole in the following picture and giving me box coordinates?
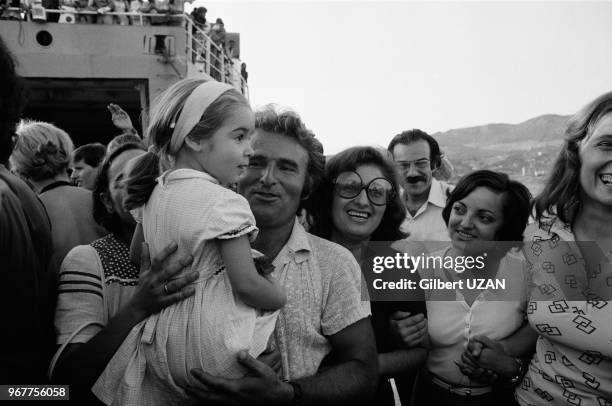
[36,30,53,47]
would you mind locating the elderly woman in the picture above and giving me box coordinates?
[308,146,428,406]
[410,170,533,406]
[9,120,105,270]
[51,142,197,402]
[511,92,612,404]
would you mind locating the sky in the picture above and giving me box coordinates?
[189,1,612,154]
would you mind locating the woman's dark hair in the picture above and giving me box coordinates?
[123,79,249,210]
[93,142,145,235]
[308,146,406,242]
[441,170,532,242]
[534,91,612,227]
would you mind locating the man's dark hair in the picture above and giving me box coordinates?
[0,36,25,165]
[387,129,442,169]
[73,142,106,167]
[254,105,325,212]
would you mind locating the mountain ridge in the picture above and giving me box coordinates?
[432,114,570,194]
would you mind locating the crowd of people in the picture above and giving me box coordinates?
[1,0,185,24]
[0,0,248,96]
[1,34,611,406]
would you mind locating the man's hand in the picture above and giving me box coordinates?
[107,103,136,133]
[258,342,282,374]
[186,350,293,405]
[389,311,427,348]
[128,242,197,321]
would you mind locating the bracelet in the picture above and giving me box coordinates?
[509,357,525,385]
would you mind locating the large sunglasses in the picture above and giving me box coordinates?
[333,171,395,206]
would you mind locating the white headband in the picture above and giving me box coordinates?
[169,81,235,155]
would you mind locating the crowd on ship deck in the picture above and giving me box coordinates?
[1,34,611,406]
[1,0,181,24]
[0,2,248,91]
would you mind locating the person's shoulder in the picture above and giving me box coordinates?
[307,232,350,255]
[169,171,237,200]
[0,169,35,201]
[41,184,91,201]
[67,186,94,204]
[428,178,453,207]
[0,176,28,224]
[60,244,101,276]
[436,179,454,193]
[0,175,19,202]
[65,242,99,260]
[208,187,251,214]
[0,170,50,225]
[306,233,357,266]
[523,216,567,242]
[192,180,242,202]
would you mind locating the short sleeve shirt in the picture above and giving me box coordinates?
[515,219,612,405]
[142,169,257,280]
[271,220,371,380]
[54,234,139,347]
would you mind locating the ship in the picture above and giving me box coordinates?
[0,7,247,145]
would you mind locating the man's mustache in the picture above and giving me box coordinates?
[405,176,426,184]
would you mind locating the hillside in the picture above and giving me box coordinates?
[433,114,570,194]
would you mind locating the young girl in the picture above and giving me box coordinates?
[92,79,286,405]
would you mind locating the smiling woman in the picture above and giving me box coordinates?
[413,170,532,406]
[308,146,428,406]
[516,91,612,406]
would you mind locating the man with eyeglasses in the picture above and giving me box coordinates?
[388,129,453,241]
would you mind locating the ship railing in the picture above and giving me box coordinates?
[4,7,183,25]
[3,7,249,97]
[182,14,248,98]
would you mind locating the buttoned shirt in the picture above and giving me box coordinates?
[400,178,453,242]
[271,219,371,380]
[422,247,530,386]
[515,219,612,405]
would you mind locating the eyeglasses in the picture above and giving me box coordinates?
[333,171,395,206]
[395,158,430,171]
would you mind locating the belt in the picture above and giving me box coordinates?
[429,374,493,397]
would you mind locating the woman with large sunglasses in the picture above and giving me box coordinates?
[308,146,428,406]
